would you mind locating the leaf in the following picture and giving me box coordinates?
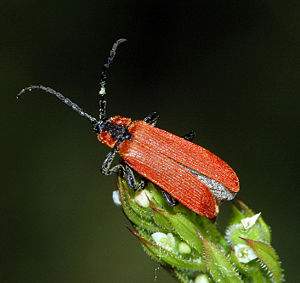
[242,238,283,282]
[199,232,243,283]
[128,227,206,271]
[166,213,204,252]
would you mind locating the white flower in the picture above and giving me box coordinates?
[135,190,151,207]
[151,232,175,251]
[234,244,257,263]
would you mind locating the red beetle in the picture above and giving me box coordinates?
[18,39,239,219]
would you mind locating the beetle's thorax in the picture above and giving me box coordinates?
[95,116,132,148]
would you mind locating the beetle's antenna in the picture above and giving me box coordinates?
[17,85,98,125]
[99,38,127,121]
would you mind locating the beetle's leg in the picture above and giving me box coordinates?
[101,146,124,175]
[123,163,148,191]
[161,190,179,206]
[123,164,136,189]
[144,112,159,126]
[98,39,127,121]
[182,130,195,142]
[137,178,148,191]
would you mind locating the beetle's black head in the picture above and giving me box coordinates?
[93,119,107,134]
[94,118,132,141]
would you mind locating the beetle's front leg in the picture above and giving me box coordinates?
[124,164,148,191]
[101,147,124,175]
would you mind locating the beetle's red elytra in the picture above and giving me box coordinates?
[18,39,239,219]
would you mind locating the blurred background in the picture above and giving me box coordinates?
[1,1,299,282]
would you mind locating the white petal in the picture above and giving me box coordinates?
[112,190,121,206]
[234,244,257,263]
[151,232,175,251]
[135,190,151,207]
[241,213,261,230]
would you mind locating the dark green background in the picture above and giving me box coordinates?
[2,1,299,282]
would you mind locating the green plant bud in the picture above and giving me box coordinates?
[194,274,210,283]
[115,176,284,282]
[237,200,271,243]
[178,242,192,255]
[226,201,271,247]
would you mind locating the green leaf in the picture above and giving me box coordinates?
[229,203,247,225]
[236,199,255,217]
[172,269,194,283]
[230,249,250,275]
[257,217,271,244]
[242,238,284,282]
[151,206,175,232]
[147,182,171,209]
[199,233,243,283]
[165,212,204,252]
[117,179,160,232]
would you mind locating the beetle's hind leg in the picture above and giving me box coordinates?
[144,112,159,126]
[161,190,179,206]
[182,130,195,141]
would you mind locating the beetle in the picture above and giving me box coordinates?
[18,39,239,219]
